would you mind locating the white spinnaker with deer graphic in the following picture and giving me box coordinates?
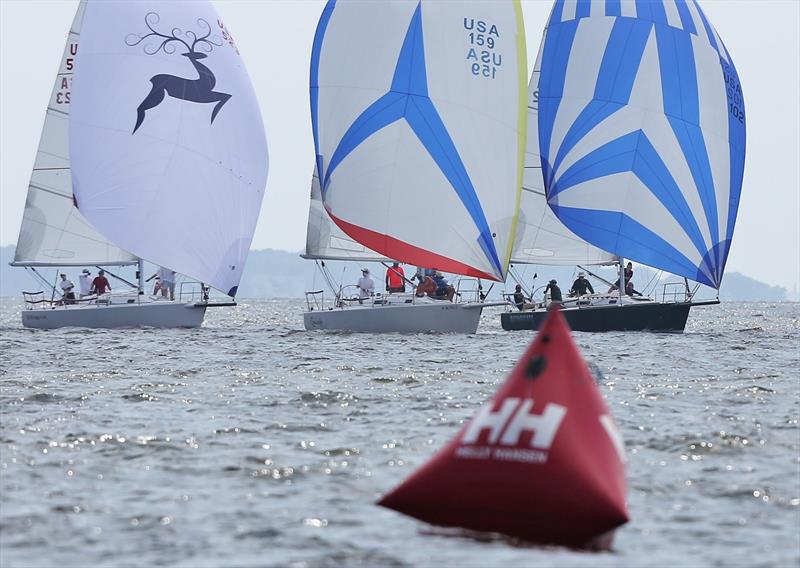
[69,1,268,297]
[13,0,135,268]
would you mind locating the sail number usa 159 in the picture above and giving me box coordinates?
[464,18,502,79]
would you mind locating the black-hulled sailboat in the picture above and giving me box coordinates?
[502,0,745,332]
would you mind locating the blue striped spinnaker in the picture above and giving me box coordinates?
[538,0,745,288]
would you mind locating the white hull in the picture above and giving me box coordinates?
[22,301,206,329]
[304,301,483,333]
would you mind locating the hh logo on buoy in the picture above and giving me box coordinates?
[455,398,566,463]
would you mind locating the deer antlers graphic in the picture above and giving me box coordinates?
[125,12,223,56]
[126,12,231,135]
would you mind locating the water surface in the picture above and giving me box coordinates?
[1,299,798,567]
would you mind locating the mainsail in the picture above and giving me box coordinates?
[304,166,389,262]
[310,1,527,281]
[537,0,746,288]
[13,1,135,268]
[69,1,268,297]
[513,21,615,267]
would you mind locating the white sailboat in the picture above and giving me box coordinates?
[13,0,268,329]
[502,0,745,332]
[302,0,527,333]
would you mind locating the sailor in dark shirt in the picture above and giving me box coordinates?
[544,279,562,303]
[570,272,594,296]
[512,284,527,310]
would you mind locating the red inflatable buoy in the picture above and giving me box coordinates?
[378,308,629,549]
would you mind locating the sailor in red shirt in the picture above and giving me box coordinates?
[385,262,406,293]
[91,269,112,295]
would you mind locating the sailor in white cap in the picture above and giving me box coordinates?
[79,269,92,298]
[58,273,76,304]
[357,267,375,301]
[570,271,594,297]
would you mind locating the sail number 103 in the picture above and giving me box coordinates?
[464,18,502,79]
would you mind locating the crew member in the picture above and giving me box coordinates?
[544,279,562,304]
[78,269,92,298]
[513,284,528,311]
[357,268,374,301]
[59,273,76,305]
[91,270,111,295]
[570,272,594,296]
[432,271,455,301]
[385,262,406,293]
[157,267,176,300]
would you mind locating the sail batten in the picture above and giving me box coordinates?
[13,0,137,268]
[310,0,527,281]
[538,0,745,288]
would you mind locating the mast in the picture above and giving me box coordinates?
[618,258,625,302]
[137,258,144,295]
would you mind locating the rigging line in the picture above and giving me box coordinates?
[316,260,338,296]
[642,268,661,296]
[28,267,58,297]
[50,269,59,302]
[521,186,546,196]
[577,264,615,288]
[507,265,532,298]
[32,167,70,171]
[95,266,136,289]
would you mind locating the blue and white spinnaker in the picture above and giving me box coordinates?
[538,0,745,288]
[311,1,527,281]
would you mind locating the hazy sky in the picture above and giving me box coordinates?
[1,0,798,293]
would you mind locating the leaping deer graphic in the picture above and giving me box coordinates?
[126,13,231,134]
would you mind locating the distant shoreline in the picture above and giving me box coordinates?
[1,246,792,302]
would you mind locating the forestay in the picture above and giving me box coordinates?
[513,22,615,267]
[311,0,527,281]
[304,166,389,262]
[13,1,135,268]
[69,1,268,297]
[538,0,746,288]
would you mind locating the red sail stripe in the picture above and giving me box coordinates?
[328,211,500,281]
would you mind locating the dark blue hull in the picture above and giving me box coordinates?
[500,301,714,332]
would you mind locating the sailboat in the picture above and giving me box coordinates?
[502,0,745,332]
[302,0,527,333]
[12,0,268,329]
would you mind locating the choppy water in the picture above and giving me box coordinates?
[1,298,798,567]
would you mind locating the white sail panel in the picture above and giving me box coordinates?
[311,0,527,281]
[538,0,746,288]
[13,1,136,267]
[69,1,268,297]
[512,23,615,267]
[304,167,389,262]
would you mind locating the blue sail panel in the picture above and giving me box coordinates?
[539,0,745,288]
